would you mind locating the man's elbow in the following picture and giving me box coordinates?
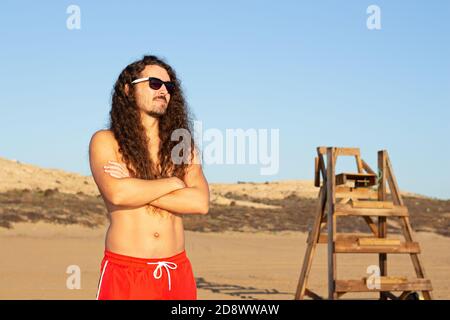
[105,179,132,206]
[198,201,209,215]
[108,191,124,206]
[106,185,126,206]
[199,190,210,214]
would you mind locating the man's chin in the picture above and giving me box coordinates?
[146,108,166,118]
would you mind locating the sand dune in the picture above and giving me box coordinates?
[0,156,433,204]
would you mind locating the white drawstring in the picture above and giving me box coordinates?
[146,261,178,291]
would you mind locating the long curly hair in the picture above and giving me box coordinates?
[108,55,196,210]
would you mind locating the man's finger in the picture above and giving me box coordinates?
[105,164,128,175]
[108,164,126,174]
[104,169,127,178]
[106,170,126,178]
[107,162,129,175]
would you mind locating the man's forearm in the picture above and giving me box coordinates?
[150,187,209,215]
[111,177,184,207]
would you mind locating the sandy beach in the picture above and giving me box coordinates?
[1,222,449,300]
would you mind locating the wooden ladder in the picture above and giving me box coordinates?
[294,147,433,300]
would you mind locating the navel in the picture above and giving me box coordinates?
[153,232,160,238]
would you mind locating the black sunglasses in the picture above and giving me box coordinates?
[131,77,175,94]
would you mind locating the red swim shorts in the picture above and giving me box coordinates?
[95,249,197,300]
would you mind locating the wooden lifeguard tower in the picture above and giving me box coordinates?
[295,147,432,300]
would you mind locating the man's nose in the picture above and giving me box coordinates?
[156,85,169,95]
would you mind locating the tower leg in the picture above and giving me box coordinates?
[295,186,327,299]
[327,147,337,299]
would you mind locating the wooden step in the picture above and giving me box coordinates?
[351,200,394,209]
[335,173,377,187]
[358,238,399,246]
[317,233,374,244]
[336,186,378,200]
[335,238,421,254]
[334,203,408,217]
[335,277,432,293]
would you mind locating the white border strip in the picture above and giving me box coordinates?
[95,260,109,300]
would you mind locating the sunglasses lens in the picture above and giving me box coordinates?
[165,83,175,94]
[148,78,163,90]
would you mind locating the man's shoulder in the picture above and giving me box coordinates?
[185,146,202,169]
[89,129,118,149]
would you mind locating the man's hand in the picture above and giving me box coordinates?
[103,161,186,189]
[103,161,131,178]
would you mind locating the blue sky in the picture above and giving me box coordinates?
[0,1,449,199]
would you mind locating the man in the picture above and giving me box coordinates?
[89,55,209,300]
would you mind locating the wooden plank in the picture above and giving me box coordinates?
[314,157,320,187]
[355,155,364,173]
[385,151,433,300]
[378,150,388,300]
[401,215,433,300]
[326,147,337,300]
[335,173,377,187]
[364,276,407,284]
[335,278,432,293]
[355,180,376,188]
[351,200,394,209]
[337,292,347,299]
[335,147,360,157]
[378,150,389,299]
[336,172,377,181]
[318,153,326,184]
[304,288,324,300]
[335,173,347,185]
[362,216,379,236]
[318,147,360,157]
[358,238,400,246]
[334,203,408,217]
[361,159,375,175]
[335,241,420,254]
[317,146,327,155]
[338,172,377,179]
[335,186,378,200]
[318,233,374,244]
[295,186,327,299]
[317,148,327,185]
[385,152,403,206]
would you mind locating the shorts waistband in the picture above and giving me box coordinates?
[103,249,188,268]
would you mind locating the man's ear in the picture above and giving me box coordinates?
[124,84,130,96]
